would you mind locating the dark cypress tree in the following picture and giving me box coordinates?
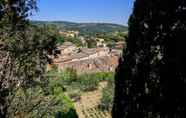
[112,0,186,118]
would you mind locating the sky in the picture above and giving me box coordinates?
[30,0,134,26]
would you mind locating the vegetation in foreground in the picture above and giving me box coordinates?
[113,0,186,118]
[0,0,78,117]
[47,67,115,112]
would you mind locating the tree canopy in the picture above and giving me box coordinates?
[0,0,59,117]
[113,0,186,118]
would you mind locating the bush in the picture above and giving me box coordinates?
[46,68,78,118]
[99,79,114,111]
[61,68,78,84]
[56,36,65,44]
[77,72,114,91]
[77,73,100,91]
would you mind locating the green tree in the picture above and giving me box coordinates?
[0,0,58,117]
[113,0,185,118]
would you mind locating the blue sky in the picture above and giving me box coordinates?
[30,0,134,25]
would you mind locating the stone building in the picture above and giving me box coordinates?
[52,42,121,73]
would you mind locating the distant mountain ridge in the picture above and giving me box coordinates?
[32,21,128,34]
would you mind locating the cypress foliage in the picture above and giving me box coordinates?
[112,0,186,118]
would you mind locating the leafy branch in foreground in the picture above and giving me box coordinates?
[0,0,60,117]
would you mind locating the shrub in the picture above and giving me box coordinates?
[46,67,78,118]
[99,78,114,111]
[60,68,78,84]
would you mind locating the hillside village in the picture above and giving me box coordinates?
[49,30,125,73]
[1,1,185,118]
[47,30,125,118]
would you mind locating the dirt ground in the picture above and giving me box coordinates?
[74,81,111,118]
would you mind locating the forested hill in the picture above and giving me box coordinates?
[32,21,128,34]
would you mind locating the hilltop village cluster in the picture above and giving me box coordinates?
[49,30,125,73]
